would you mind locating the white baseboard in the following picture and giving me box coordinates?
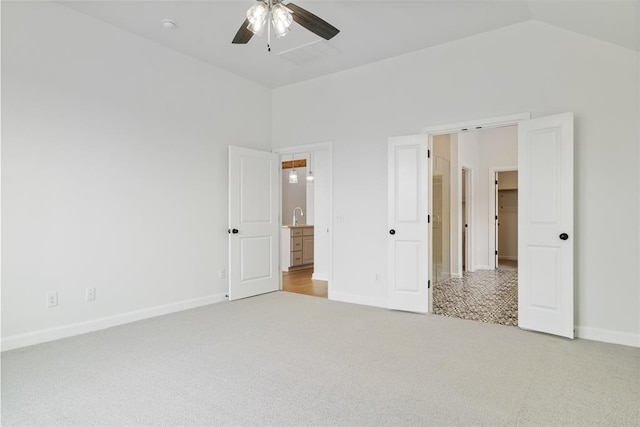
[473,265,493,271]
[575,326,640,348]
[498,256,518,261]
[1,293,227,352]
[312,273,328,281]
[330,292,387,309]
[451,273,463,278]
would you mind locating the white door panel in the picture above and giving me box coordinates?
[388,136,429,313]
[229,146,279,301]
[518,113,574,338]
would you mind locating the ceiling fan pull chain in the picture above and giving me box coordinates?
[267,10,271,52]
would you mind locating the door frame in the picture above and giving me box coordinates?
[490,167,518,270]
[272,142,334,298]
[421,113,530,312]
[461,165,472,274]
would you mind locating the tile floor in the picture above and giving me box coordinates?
[433,261,518,326]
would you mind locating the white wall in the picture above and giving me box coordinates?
[432,135,451,160]
[1,2,272,348]
[455,126,517,272]
[637,8,640,343]
[498,171,518,190]
[272,21,640,345]
[479,126,518,270]
[432,135,452,279]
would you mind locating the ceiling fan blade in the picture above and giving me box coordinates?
[285,3,340,40]
[232,19,254,44]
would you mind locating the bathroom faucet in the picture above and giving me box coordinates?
[293,207,304,225]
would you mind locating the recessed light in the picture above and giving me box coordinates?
[161,19,176,30]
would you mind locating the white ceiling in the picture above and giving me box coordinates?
[59,0,639,88]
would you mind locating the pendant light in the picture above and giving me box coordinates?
[288,154,298,184]
[306,152,314,183]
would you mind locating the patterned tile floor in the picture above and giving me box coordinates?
[433,261,518,326]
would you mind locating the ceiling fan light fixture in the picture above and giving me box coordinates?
[272,19,290,38]
[248,19,266,35]
[247,2,268,35]
[271,3,293,38]
[233,0,339,49]
[272,20,290,38]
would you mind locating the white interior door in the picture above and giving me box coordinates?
[228,146,279,301]
[494,173,499,269]
[518,113,574,338]
[388,135,429,313]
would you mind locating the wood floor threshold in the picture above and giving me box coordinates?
[282,269,328,298]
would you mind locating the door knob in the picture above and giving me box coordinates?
[389,229,396,235]
[228,228,239,234]
[559,233,569,240]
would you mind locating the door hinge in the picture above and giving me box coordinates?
[495,179,498,185]
[428,149,431,158]
[495,250,498,255]
[428,280,431,289]
[495,215,498,220]
[428,215,431,223]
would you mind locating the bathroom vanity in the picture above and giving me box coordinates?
[281,225,314,271]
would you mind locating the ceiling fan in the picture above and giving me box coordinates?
[232,0,339,51]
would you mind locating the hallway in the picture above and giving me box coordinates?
[433,261,518,326]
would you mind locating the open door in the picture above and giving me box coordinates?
[228,146,279,301]
[494,173,499,269]
[518,113,574,338]
[388,135,430,313]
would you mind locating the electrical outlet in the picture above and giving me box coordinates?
[374,273,381,283]
[86,288,96,301]
[219,269,226,279]
[47,292,58,308]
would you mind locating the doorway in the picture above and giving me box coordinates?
[388,112,574,338]
[274,143,333,299]
[431,126,518,326]
[496,170,518,270]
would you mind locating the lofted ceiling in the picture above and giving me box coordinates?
[58,0,639,88]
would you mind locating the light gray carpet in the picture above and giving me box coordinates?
[2,291,639,426]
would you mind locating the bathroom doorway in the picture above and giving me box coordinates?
[431,127,519,326]
[275,143,332,299]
